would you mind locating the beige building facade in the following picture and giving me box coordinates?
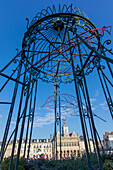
[3,138,52,159]
[1,118,94,160]
[52,118,80,159]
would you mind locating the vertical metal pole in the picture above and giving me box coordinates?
[106,61,113,78]
[76,35,96,154]
[76,79,91,154]
[53,85,56,160]
[15,77,31,170]
[73,75,92,169]
[82,72,103,169]
[81,85,96,154]
[54,84,58,160]
[58,85,62,160]
[77,79,91,154]
[102,70,113,111]
[27,80,37,159]
[97,68,113,119]
[76,33,103,169]
[15,42,36,170]
[102,49,113,78]
[0,59,22,163]
[96,129,104,153]
[82,113,91,153]
[88,118,96,154]
[67,30,91,169]
[9,48,30,170]
[23,81,34,158]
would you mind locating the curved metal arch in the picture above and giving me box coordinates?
[20,23,103,83]
[23,13,99,48]
[29,4,90,28]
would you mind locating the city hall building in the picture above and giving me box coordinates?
[1,118,94,160]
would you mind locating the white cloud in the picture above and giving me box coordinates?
[34,111,54,128]
[101,106,108,111]
[33,97,98,128]
[0,115,2,118]
[92,107,96,111]
[61,107,79,117]
[100,101,106,106]
[90,98,96,103]
[45,107,53,111]
[99,101,108,110]
[61,110,70,117]
[38,107,42,111]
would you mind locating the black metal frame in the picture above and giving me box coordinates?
[0,4,113,170]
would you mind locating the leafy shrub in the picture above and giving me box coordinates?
[103,160,113,170]
[1,156,26,170]
[1,153,113,169]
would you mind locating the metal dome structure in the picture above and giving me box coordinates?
[0,4,113,170]
[19,4,103,84]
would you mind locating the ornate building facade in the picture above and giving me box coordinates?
[1,118,94,160]
[52,118,80,159]
[3,138,52,159]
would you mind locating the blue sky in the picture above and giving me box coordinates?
[0,0,113,141]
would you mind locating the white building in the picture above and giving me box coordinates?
[1,118,95,160]
[103,132,113,150]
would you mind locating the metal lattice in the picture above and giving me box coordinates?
[0,4,113,170]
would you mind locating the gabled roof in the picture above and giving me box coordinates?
[69,130,77,137]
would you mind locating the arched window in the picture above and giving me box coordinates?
[74,150,76,156]
[67,150,69,156]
